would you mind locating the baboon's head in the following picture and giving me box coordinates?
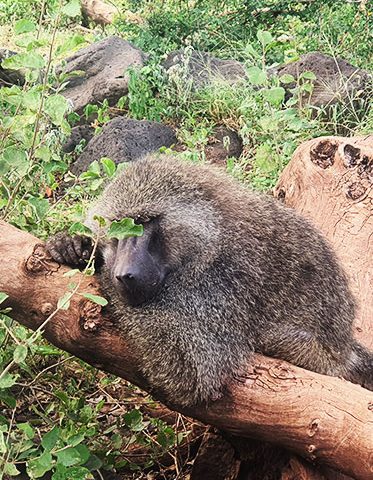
[87,156,223,306]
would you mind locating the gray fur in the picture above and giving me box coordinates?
[59,155,373,405]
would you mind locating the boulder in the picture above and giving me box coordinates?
[162,49,246,88]
[0,49,25,87]
[62,125,95,153]
[58,36,147,113]
[70,117,177,175]
[205,126,243,166]
[272,52,371,109]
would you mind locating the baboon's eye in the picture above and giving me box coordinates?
[134,214,158,225]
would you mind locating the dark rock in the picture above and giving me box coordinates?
[62,125,95,153]
[205,126,243,166]
[58,36,147,113]
[71,117,177,175]
[162,49,246,88]
[0,49,25,87]
[271,52,371,109]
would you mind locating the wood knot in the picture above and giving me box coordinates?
[307,419,319,437]
[346,181,367,200]
[41,303,54,316]
[343,144,361,168]
[25,244,59,275]
[79,300,102,332]
[276,187,286,202]
[269,362,297,381]
[310,140,337,169]
[307,444,317,460]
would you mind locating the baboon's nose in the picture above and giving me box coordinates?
[116,272,136,287]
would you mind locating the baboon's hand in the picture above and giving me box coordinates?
[46,233,93,267]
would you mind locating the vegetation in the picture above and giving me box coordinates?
[0,0,371,478]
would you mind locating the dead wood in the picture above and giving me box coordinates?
[274,135,373,350]
[81,0,117,26]
[0,219,372,480]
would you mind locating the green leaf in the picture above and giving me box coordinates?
[243,42,260,59]
[68,222,92,236]
[100,157,116,178]
[79,160,100,180]
[63,269,80,278]
[257,30,273,47]
[4,462,21,476]
[90,178,104,191]
[13,345,28,364]
[28,197,50,220]
[14,19,37,35]
[44,95,70,126]
[56,447,80,467]
[18,422,35,440]
[0,373,19,389]
[0,293,8,305]
[108,218,144,240]
[62,0,81,17]
[22,90,42,111]
[124,409,144,432]
[300,70,317,80]
[0,429,7,454]
[57,292,72,310]
[279,73,295,84]
[83,453,102,471]
[0,146,29,176]
[35,146,51,162]
[0,390,16,408]
[31,345,61,355]
[2,52,45,70]
[82,293,108,306]
[157,427,175,449]
[93,215,107,228]
[42,427,60,451]
[246,66,267,86]
[67,433,85,447]
[55,34,86,57]
[27,451,53,478]
[52,465,92,480]
[262,86,285,106]
[56,444,90,467]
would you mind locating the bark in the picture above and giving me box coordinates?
[0,220,372,480]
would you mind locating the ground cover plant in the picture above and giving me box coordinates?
[0,0,372,478]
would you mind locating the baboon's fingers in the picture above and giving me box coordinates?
[65,239,80,265]
[46,241,66,264]
[80,236,94,260]
[46,233,86,267]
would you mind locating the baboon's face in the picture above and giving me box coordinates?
[104,217,170,307]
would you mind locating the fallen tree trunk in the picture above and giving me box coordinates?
[0,220,372,480]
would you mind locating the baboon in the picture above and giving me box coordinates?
[47,155,373,406]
